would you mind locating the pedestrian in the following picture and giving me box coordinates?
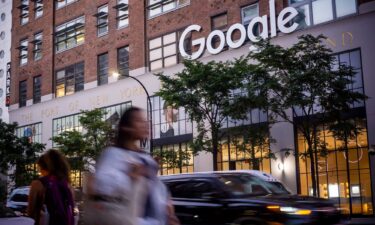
[84,106,179,225]
[27,149,75,225]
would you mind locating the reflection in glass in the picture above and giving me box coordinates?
[312,0,333,24]
[335,0,356,18]
[293,4,311,29]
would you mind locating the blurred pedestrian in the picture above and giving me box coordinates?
[84,106,179,225]
[27,149,75,225]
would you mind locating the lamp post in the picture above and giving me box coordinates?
[113,72,153,152]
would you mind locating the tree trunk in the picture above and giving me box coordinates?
[307,139,318,197]
[212,129,219,171]
[251,146,260,170]
[344,137,353,216]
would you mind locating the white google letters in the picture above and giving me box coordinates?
[179,0,299,60]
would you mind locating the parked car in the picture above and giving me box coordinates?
[6,186,29,215]
[161,172,344,225]
[0,204,34,225]
[6,186,80,225]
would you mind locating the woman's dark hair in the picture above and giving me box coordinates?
[116,106,143,147]
[38,149,71,183]
[37,154,48,171]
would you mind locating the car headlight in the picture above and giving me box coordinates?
[280,207,311,215]
[267,205,312,215]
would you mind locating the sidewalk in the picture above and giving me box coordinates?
[348,217,375,225]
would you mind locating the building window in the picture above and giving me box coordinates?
[55,16,85,52]
[1,13,5,21]
[117,46,129,78]
[211,13,227,30]
[97,53,108,86]
[0,50,4,59]
[241,3,259,35]
[115,0,129,29]
[55,61,84,98]
[33,76,41,104]
[149,31,189,71]
[34,0,43,18]
[96,5,108,36]
[56,0,78,9]
[147,0,190,18]
[19,0,29,25]
[332,49,364,108]
[290,0,357,30]
[297,118,372,215]
[19,39,28,66]
[19,80,27,108]
[0,31,5,40]
[16,122,42,143]
[154,143,194,175]
[211,13,228,49]
[52,101,131,142]
[218,134,272,173]
[150,96,193,139]
[33,32,42,60]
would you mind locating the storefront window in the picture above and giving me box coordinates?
[16,122,42,143]
[154,142,194,175]
[151,96,192,139]
[218,135,272,173]
[297,118,373,215]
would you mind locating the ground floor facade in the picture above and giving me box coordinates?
[9,7,375,216]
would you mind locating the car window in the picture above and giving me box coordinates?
[167,180,217,198]
[10,193,28,202]
[218,174,287,196]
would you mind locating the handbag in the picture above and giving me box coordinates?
[39,204,49,225]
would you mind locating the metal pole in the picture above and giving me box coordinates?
[125,75,153,153]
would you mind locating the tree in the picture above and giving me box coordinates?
[249,35,367,196]
[0,120,45,187]
[152,147,192,173]
[52,108,114,171]
[156,58,253,170]
[228,123,276,170]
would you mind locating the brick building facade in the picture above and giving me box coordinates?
[8,0,375,216]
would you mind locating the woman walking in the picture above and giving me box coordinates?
[28,149,75,225]
[84,106,179,225]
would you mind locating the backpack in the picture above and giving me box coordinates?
[39,176,74,225]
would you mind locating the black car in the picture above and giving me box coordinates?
[161,172,344,225]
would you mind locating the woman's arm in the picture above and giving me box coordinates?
[27,180,44,220]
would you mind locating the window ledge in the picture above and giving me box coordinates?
[98,32,108,38]
[147,3,190,20]
[117,24,129,30]
[55,42,84,55]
